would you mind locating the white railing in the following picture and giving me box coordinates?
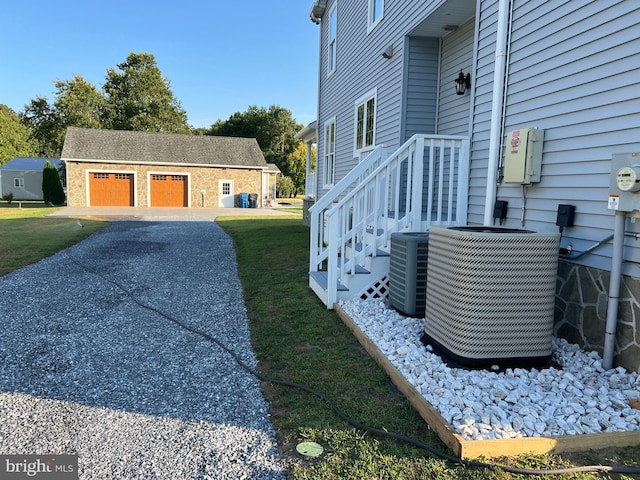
[309,134,470,307]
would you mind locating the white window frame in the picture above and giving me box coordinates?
[367,0,384,32]
[354,88,377,159]
[327,3,337,76]
[323,117,336,188]
[14,178,24,188]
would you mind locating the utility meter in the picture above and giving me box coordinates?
[615,166,640,192]
[609,153,640,212]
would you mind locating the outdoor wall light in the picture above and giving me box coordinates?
[455,70,471,95]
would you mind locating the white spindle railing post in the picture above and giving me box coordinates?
[410,136,425,229]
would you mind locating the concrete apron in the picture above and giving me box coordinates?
[48,206,298,221]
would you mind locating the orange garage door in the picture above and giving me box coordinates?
[89,173,134,206]
[150,174,188,207]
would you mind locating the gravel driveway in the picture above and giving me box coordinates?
[0,220,286,479]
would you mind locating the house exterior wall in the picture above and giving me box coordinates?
[316,0,448,195]
[401,36,439,141]
[469,1,640,270]
[1,170,44,200]
[66,161,263,208]
[437,17,475,136]
[311,0,640,370]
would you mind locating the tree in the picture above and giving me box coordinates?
[54,75,105,130]
[0,104,37,165]
[276,175,295,199]
[19,97,64,157]
[208,105,302,175]
[42,160,65,205]
[285,142,315,197]
[103,52,190,133]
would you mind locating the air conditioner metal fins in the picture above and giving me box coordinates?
[424,226,560,368]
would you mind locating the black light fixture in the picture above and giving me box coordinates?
[455,70,471,95]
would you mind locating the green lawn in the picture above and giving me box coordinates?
[0,206,107,276]
[217,216,640,480]
[1,209,638,479]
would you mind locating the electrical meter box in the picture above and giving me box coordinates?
[503,128,544,184]
[609,152,640,212]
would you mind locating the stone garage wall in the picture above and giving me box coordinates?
[555,260,640,373]
[65,161,263,208]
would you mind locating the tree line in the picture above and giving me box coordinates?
[0,51,315,197]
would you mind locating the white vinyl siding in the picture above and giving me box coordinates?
[402,36,439,141]
[468,0,640,273]
[437,18,475,136]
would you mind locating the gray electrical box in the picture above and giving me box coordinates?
[609,153,640,213]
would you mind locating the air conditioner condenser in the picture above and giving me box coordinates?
[424,226,560,368]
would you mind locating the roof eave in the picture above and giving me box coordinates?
[309,1,327,24]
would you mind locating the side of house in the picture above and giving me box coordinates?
[61,127,269,208]
[0,157,62,200]
[307,0,640,370]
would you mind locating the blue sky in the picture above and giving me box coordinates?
[0,0,319,128]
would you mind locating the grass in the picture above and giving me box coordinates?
[217,216,640,480]
[1,210,638,479]
[0,206,107,276]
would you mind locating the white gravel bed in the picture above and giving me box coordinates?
[340,299,640,441]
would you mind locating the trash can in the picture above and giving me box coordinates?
[240,193,249,208]
[248,193,258,208]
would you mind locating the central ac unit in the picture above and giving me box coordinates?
[424,226,560,368]
[389,232,429,316]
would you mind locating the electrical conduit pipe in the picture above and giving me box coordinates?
[483,0,511,226]
[603,211,626,370]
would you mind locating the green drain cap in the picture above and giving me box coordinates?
[296,441,324,458]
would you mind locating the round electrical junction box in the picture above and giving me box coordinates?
[296,441,324,458]
[616,166,640,192]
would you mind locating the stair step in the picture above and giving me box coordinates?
[337,258,370,274]
[348,242,390,257]
[309,271,349,291]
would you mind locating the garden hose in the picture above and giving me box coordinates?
[69,249,640,477]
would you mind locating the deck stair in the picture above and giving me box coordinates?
[308,134,470,308]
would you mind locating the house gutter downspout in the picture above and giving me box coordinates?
[603,212,626,370]
[483,0,512,225]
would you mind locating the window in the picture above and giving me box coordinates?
[327,4,337,74]
[354,89,377,157]
[14,178,24,188]
[368,0,384,31]
[323,118,336,187]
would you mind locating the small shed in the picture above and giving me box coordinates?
[0,157,62,200]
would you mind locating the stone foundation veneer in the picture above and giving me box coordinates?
[555,260,640,373]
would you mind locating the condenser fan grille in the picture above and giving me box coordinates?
[424,226,561,367]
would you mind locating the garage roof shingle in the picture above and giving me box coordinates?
[61,127,268,168]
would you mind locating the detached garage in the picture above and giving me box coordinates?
[62,127,270,208]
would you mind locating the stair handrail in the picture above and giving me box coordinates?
[311,134,470,307]
[308,144,388,215]
[309,145,388,272]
